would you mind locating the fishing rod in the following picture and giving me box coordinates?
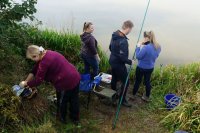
[112,0,151,129]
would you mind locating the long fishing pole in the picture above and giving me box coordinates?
[112,0,151,129]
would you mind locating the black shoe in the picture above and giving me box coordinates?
[122,100,132,108]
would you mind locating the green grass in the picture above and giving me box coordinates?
[150,63,200,132]
[24,27,110,73]
[0,25,199,132]
[0,26,111,132]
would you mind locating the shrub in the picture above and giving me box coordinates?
[0,84,20,131]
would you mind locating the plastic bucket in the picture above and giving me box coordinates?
[164,94,181,110]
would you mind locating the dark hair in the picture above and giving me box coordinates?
[122,20,134,30]
[83,22,93,32]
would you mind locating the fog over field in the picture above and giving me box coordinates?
[20,0,200,65]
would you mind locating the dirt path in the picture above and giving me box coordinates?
[80,93,169,133]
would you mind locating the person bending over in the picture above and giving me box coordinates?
[20,45,80,124]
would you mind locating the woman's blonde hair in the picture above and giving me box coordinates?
[144,31,160,49]
[26,45,45,59]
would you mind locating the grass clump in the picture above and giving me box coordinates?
[150,63,200,132]
[161,99,200,132]
[20,119,57,133]
[0,84,21,131]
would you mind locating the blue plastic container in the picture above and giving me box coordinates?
[81,74,91,81]
[164,94,181,110]
[79,74,92,92]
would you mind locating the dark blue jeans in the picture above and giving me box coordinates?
[81,54,99,78]
[133,66,154,97]
[111,65,129,102]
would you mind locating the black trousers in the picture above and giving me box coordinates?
[133,66,154,97]
[111,65,129,102]
[56,83,80,122]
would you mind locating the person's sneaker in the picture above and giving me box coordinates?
[122,100,132,107]
[141,94,151,102]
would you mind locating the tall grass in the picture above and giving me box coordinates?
[25,27,110,73]
[128,63,200,132]
[149,63,200,132]
[98,46,110,73]
[12,27,200,132]
[1,25,199,132]
[161,100,200,132]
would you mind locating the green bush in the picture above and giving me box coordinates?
[0,84,20,131]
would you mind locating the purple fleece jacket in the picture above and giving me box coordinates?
[80,32,98,57]
[27,50,80,91]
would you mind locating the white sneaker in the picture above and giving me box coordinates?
[142,94,151,102]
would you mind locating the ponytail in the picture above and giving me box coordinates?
[83,22,93,32]
[83,22,87,32]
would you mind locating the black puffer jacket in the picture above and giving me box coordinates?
[80,32,98,57]
[109,30,132,67]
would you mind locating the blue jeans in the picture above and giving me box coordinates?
[81,54,99,78]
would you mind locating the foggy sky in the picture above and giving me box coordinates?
[15,0,200,65]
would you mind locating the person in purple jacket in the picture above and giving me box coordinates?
[80,22,100,78]
[133,31,161,102]
[19,45,81,124]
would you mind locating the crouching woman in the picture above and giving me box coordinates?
[20,45,81,124]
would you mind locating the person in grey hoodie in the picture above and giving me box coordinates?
[109,20,134,107]
[80,22,100,78]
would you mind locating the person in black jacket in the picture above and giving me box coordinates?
[109,20,134,107]
[80,22,100,78]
